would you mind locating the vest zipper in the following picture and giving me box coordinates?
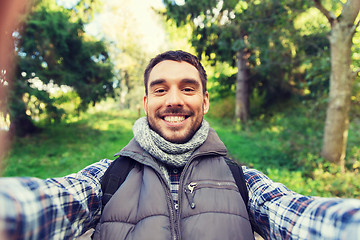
[175,156,200,240]
[184,180,239,209]
[166,186,177,240]
[175,153,228,240]
[154,170,178,240]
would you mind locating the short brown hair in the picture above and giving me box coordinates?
[144,50,207,95]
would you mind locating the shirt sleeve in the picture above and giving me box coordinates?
[243,167,360,240]
[0,159,112,240]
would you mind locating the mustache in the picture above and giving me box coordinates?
[157,107,193,116]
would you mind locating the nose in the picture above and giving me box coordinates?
[166,89,184,107]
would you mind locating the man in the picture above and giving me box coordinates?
[0,50,360,240]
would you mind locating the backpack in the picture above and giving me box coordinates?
[101,156,249,210]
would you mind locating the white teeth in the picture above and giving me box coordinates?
[164,116,185,123]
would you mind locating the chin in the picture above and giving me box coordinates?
[164,133,192,144]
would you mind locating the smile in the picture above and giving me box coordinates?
[164,115,186,123]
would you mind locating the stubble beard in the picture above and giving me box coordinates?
[146,107,204,144]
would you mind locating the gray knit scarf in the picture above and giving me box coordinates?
[133,117,210,168]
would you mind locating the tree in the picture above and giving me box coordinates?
[85,0,170,110]
[164,0,307,124]
[5,0,114,136]
[164,0,250,123]
[313,0,360,168]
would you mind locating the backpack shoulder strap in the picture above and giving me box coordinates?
[224,157,249,208]
[101,156,136,209]
[225,157,263,236]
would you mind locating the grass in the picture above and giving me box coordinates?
[207,117,312,195]
[2,100,360,199]
[206,98,360,198]
[1,110,138,178]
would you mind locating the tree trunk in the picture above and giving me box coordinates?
[8,92,39,137]
[9,109,39,137]
[235,50,249,124]
[320,0,360,168]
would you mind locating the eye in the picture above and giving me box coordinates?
[153,88,166,95]
[182,87,195,93]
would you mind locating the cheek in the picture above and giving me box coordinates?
[146,100,161,114]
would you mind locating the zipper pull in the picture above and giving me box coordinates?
[188,182,197,193]
[185,182,197,209]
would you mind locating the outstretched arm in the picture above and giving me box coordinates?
[0,159,112,239]
[243,167,360,239]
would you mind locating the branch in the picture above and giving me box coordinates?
[313,0,337,25]
[349,18,360,36]
[341,0,360,24]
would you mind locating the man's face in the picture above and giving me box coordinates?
[144,60,209,143]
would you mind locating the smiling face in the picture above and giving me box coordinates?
[144,60,209,143]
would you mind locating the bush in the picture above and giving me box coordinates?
[207,95,235,119]
[208,98,360,199]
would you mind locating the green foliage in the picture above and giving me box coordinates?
[293,12,331,99]
[347,118,360,166]
[208,88,266,119]
[56,0,104,23]
[88,0,166,111]
[353,30,360,69]
[19,7,114,110]
[164,0,315,115]
[5,0,114,136]
[208,72,235,100]
[207,98,360,198]
[208,95,235,119]
[301,55,331,98]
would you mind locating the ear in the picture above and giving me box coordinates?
[143,95,148,115]
[203,91,209,114]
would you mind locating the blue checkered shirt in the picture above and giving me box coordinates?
[0,159,359,239]
[168,167,182,205]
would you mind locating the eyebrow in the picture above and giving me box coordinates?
[149,78,201,88]
[181,78,201,87]
[149,79,166,89]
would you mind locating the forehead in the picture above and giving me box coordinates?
[148,60,201,85]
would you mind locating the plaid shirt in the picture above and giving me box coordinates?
[0,159,359,239]
[168,167,182,206]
